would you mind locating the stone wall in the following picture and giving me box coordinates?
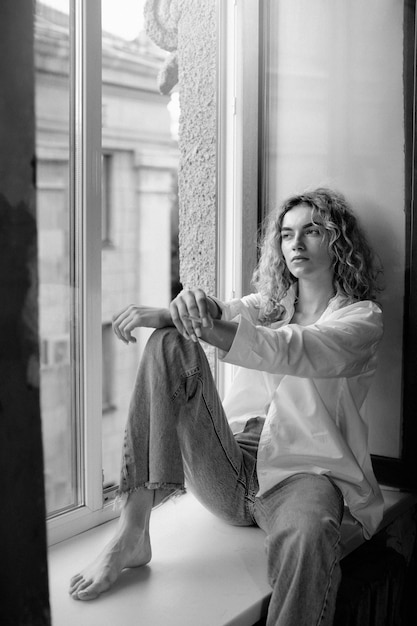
[145,0,217,296]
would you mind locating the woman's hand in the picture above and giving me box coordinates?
[112,305,172,344]
[169,289,219,343]
[170,289,237,350]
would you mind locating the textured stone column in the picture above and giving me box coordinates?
[145,0,217,297]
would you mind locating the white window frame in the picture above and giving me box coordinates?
[216,0,260,399]
[46,0,262,544]
[47,0,119,546]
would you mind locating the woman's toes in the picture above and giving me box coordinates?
[69,576,89,596]
[70,580,95,600]
[77,587,99,601]
[69,573,82,588]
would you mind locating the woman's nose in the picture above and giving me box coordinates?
[292,235,305,249]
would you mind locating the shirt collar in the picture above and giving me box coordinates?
[282,284,352,322]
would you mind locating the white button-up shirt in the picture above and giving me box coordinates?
[218,288,384,538]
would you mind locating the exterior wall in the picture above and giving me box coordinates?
[177,1,217,295]
[0,1,50,624]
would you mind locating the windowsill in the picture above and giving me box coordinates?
[48,487,417,626]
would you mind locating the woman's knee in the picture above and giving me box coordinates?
[145,327,183,359]
[148,326,179,346]
[145,327,205,377]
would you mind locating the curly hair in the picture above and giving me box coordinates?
[252,188,383,324]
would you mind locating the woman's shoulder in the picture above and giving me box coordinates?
[326,294,383,323]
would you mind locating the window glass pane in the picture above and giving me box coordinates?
[35,0,80,515]
[101,0,180,492]
[263,0,404,458]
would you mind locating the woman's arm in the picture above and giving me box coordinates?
[220,301,383,378]
[200,319,238,352]
[111,289,238,351]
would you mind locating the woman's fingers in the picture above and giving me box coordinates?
[170,289,213,342]
[170,298,194,340]
[194,289,213,328]
[119,318,137,343]
[112,308,130,343]
[112,305,140,344]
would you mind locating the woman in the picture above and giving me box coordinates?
[69,188,384,626]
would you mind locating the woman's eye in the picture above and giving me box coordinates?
[281,232,292,240]
[306,228,320,236]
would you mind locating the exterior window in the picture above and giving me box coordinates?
[35,0,179,541]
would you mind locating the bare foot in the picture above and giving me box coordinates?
[69,527,152,600]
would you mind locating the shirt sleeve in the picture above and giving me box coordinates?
[220,293,263,324]
[219,300,383,378]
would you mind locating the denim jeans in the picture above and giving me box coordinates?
[119,328,344,626]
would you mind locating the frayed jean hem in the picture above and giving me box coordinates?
[114,483,186,510]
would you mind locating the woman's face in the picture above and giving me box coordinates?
[280,204,333,282]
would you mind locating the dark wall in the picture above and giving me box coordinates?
[0,1,50,624]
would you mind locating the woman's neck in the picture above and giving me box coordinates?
[292,279,335,325]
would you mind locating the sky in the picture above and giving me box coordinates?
[40,0,146,40]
